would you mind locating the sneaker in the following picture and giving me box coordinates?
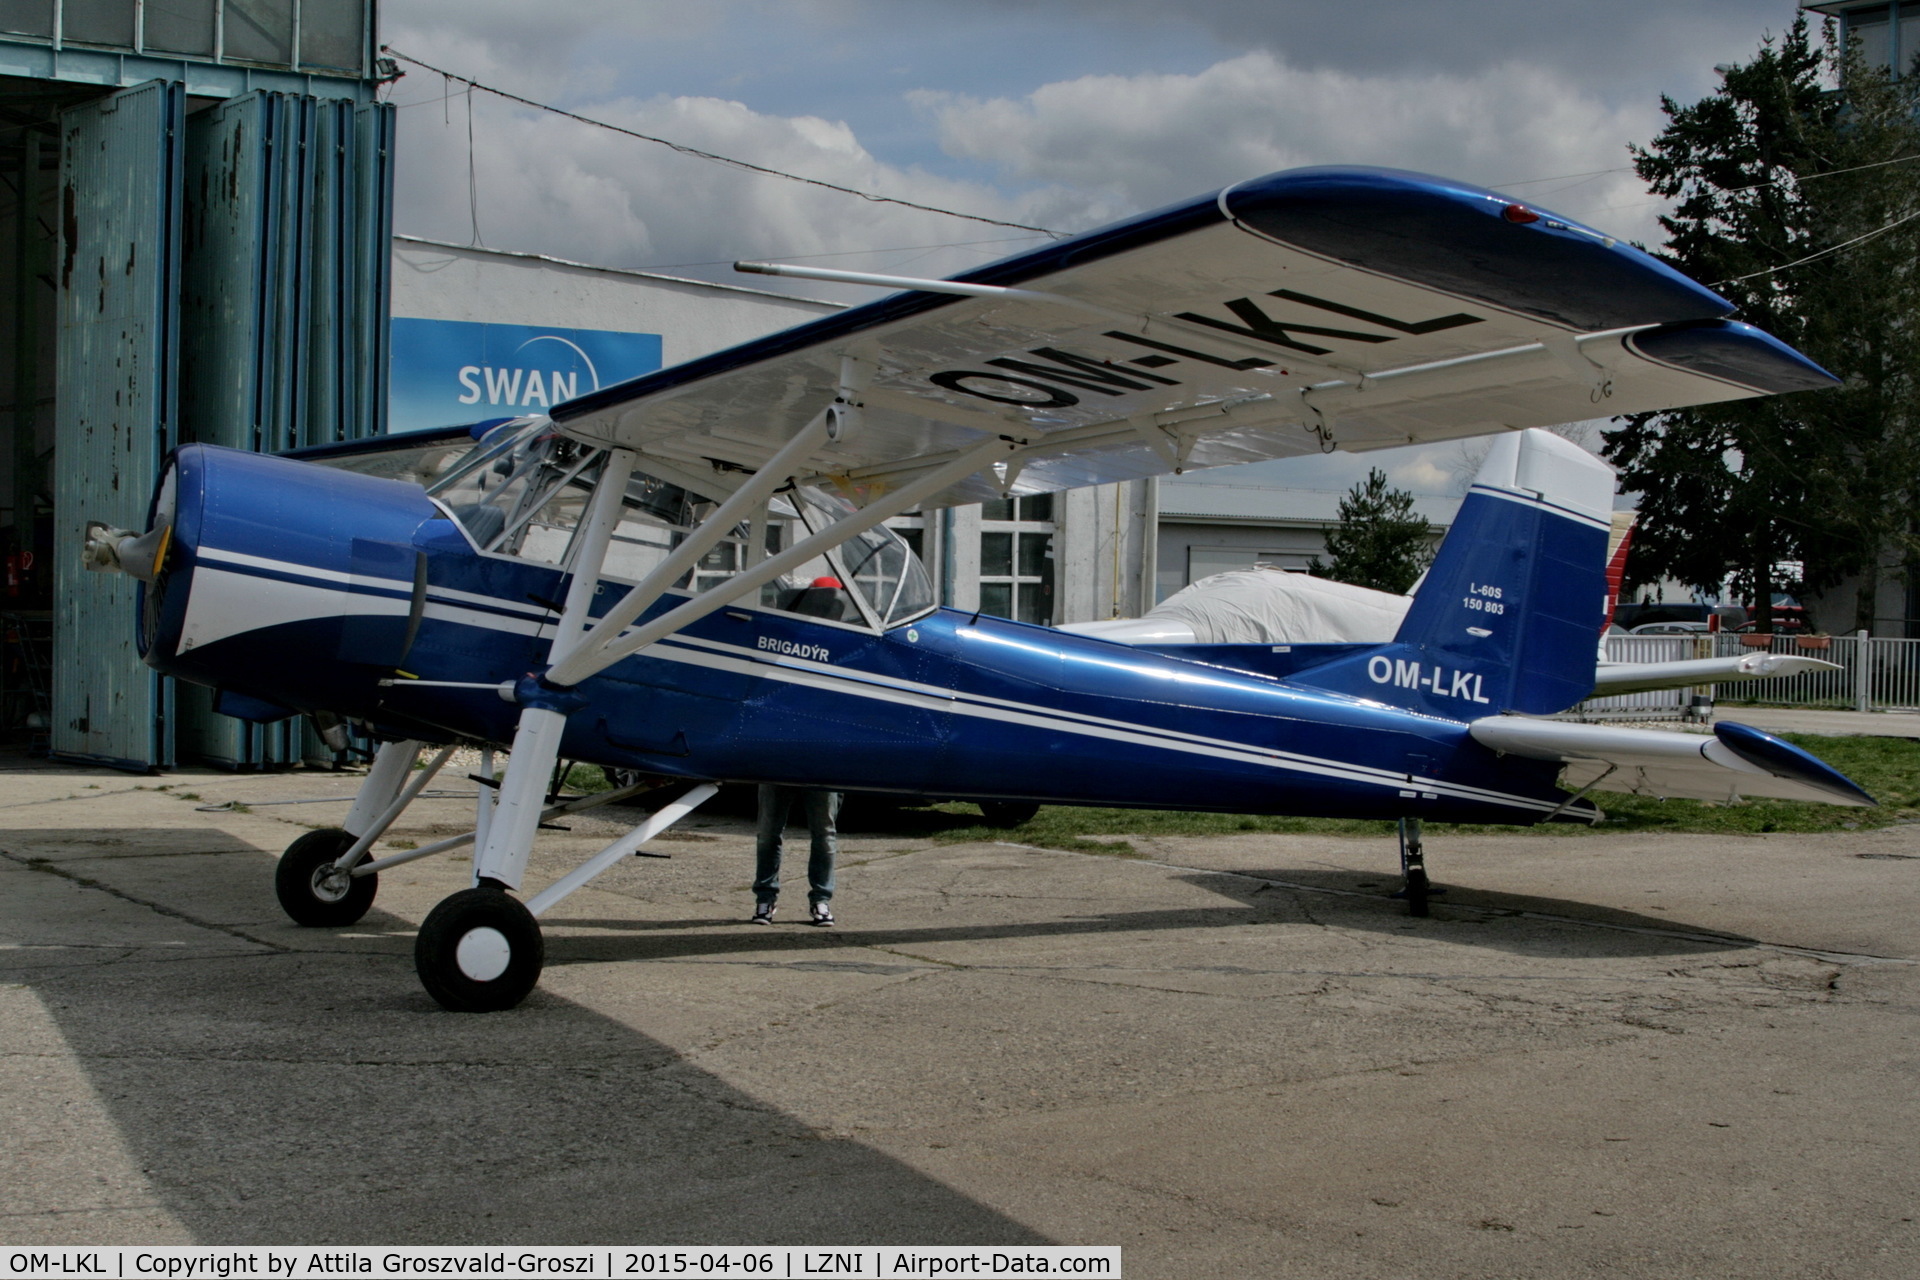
[751,901,776,925]
[809,902,834,927]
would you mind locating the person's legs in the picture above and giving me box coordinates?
[752,784,793,906]
[804,789,839,905]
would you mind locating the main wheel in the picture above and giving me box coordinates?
[415,888,544,1012]
[978,800,1039,828]
[275,828,377,927]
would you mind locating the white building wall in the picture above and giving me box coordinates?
[1058,480,1157,622]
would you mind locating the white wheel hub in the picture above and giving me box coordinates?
[310,866,350,903]
[455,926,512,982]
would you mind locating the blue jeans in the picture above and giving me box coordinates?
[753,785,839,905]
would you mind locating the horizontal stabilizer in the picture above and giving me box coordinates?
[1469,716,1875,807]
[1592,652,1840,697]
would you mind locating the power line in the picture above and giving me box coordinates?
[637,234,1049,271]
[1492,165,1635,188]
[381,47,1064,239]
[1712,205,1920,285]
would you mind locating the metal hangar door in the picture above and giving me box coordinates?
[50,81,183,770]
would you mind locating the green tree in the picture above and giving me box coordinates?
[1604,15,1920,632]
[1310,467,1434,594]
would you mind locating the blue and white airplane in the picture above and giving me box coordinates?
[85,167,1871,1012]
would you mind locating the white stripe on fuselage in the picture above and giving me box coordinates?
[646,630,1555,814]
[192,548,1551,814]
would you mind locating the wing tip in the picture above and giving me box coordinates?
[1714,720,1878,806]
[1626,320,1841,395]
[1218,165,1735,332]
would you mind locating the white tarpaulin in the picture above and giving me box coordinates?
[1063,567,1411,645]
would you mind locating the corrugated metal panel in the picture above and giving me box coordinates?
[173,92,394,767]
[181,94,267,450]
[352,100,394,438]
[51,79,183,770]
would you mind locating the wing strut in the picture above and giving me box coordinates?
[544,430,1016,687]
[467,422,1012,899]
[545,406,838,686]
[470,446,642,895]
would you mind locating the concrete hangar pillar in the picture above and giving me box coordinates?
[0,1,391,770]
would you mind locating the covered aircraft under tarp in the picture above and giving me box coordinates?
[1063,568,1410,646]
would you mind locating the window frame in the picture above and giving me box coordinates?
[978,493,1058,626]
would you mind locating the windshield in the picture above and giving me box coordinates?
[791,487,935,627]
[316,425,937,628]
[430,422,596,563]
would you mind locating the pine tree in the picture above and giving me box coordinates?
[1311,468,1433,595]
[1604,15,1920,632]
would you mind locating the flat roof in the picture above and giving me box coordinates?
[392,235,844,309]
[1158,480,1458,527]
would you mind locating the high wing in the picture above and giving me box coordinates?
[549,166,1837,508]
[1470,717,1875,807]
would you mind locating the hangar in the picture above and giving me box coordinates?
[0,0,390,770]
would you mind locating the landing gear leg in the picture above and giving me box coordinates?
[1397,817,1430,918]
[414,448,642,1013]
[273,738,423,927]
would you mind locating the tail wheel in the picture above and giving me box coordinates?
[275,828,377,927]
[978,800,1039,828]
[415,888,544,1012]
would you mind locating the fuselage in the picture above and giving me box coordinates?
[141,444,1569,824]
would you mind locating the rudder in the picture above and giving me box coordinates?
[1294,429,1614,716]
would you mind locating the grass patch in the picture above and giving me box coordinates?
[564,763,615,794]
[913,733,1920,846]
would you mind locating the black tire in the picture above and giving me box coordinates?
[275,828,377,927]
[414,888,544,1012]
[978,800,1040,828]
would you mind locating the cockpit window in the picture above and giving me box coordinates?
[399,427,935,629]
[601,479,934,629]
[790,487,935,626]
[430,423,595,564]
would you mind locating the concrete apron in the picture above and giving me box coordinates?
[1,756,1917,1278]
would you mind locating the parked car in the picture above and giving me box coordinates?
[1737,605,1810,633]
[1629,621,1710,635]
[1612,602,1747,631]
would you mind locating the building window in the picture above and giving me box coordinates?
[979,493,1055,624]
[1849,4,1895,71]
[888,515,926,566]
[1829,2,1920,76]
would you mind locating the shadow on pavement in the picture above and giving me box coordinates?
[545,866,1758,968]
[3,853,1047,1246]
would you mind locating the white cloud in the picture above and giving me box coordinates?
[390,90,1083,297]
[912,51,1670,247]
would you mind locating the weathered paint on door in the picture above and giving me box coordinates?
[52,80,183,770]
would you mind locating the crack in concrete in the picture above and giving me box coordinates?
[14,848,267,863]
[0,848,289,953]
[0,1048,679,1072]
[0,787,152,811]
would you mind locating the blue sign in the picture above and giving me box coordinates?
[388,318,664,433]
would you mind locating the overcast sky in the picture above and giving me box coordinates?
[378,0,1816,495]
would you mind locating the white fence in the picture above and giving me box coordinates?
[1573,632,1920,720]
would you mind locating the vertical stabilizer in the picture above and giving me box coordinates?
[1292,429,1615,716]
